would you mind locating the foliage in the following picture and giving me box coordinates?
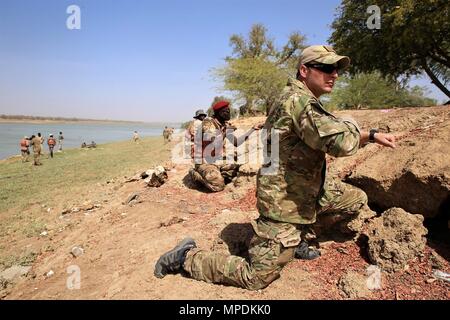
[329,0,450,98]
[213,24,306,115]
[325,72,437,109]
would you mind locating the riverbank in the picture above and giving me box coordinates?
[0,136,171,277]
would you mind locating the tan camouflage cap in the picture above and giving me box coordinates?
[298,45,350,69]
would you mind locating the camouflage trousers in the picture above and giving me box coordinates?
[190,163,240,192]
[21,150,29,162]
[183,178,374,290]
[183,224,296,291]
[311,178,375,240]
[33,151,42,165]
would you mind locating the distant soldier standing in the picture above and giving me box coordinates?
[30,134,42,166]
[58,131,64,151]
[37,132,45,156]
[47,134,57,158]
[133,131,140,143]
[163,126,170,144]
[185,109,207,159]
[19,136,30,162]
[168,127,174,142]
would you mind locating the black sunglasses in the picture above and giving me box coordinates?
[305,63,339,74]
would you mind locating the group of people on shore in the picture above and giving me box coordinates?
[20,132,64,165]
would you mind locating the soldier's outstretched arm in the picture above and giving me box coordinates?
[231,123,264,147]
[359,131,396,148]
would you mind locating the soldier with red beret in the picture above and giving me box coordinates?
[189,100,262,192]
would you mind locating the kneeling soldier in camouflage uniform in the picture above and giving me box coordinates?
[155,45,396,290]
[189,100,262,192]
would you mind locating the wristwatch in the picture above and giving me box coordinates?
[369,129,379,143]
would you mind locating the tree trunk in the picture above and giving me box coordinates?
[422,60,450,99]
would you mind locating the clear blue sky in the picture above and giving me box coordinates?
[0,0,446,122]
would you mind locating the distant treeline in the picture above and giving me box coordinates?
[0,114,141,123]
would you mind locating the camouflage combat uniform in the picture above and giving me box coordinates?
[31,136,42,166]
[163,128,170,143]
[183,78,373,290]
[185,118,202,159]
[189,117,239,192]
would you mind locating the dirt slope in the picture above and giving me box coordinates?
[2,106,449,300]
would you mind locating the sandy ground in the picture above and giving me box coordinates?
[2,106,449,300]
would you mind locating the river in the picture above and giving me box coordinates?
[0,122,180,160]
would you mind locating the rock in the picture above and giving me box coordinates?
[338,272,371,299]
[143,166,168,187]
[45,270,54,278]
[123,192,140,205]
[40,231,48,237]
[364,207,428,272]
[239,164,260,176]
[0,266,31,282]
[125,173,141,183]
[71,246,84,258]
[430,251,447,270]
[158,216,188,228]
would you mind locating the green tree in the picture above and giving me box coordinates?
[213,24,306,115]
[325,72,437,109]
[330,0,450,98]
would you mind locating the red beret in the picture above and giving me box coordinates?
[212,100,229,111]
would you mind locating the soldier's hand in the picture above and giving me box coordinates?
[374,132,396,148]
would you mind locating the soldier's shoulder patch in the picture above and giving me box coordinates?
[314,116,349,138]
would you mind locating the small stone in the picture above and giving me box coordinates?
[47,208,51,213]
[222,209,231,214]
[45,270,54,278]
[40,231,48,237]
[71,246,84,258]
[0,266,31,282]
[426,278,437,284]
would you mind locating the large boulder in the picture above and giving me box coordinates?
[364,207,428,272]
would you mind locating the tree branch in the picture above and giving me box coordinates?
[422,59,450,99]
[429,54,450,69]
